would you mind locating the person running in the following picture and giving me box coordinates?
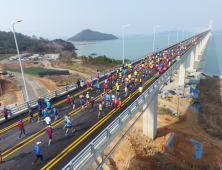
[80,97,85,111]
[128,85,132,98]
[90,80,94,91]
[65,117,75,136]
[113,97,118,109]
[116,84,120,96]
[28,108,34,122]
[44,116,51,125]
[111,92,115,106]
[97,71,100,80]
[149,70,152,77]
[46,99,52,114]
[67,95,71,108]
[32,142,45,165]
[98,103,104,118]
[1,106,8,121]
[72,95,76,110]
[101,93,105,105]
[53,106,58,121]
[86,92,90,106]
[45,125,52,146]
[77,80,80,89]
[139,86,143,96]
[118,98,122,111]
[125,86,128,97]
[96,82,100,93]
[42,108,48,119]
[86,80,90,90]
[63,113,69,129]
[38,107,43,123]
[80,80,84,91]
[139,77,142,85]
[103,83,107,93]
[106,93,110,107]
[90,97,95,112]
[17,120,27,139]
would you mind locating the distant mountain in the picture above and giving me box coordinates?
[213,29,222,33]
[68,29,118,41]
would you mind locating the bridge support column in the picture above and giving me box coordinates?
[195,44,200,62]
[187,49,196,72]
[178,58,187,85]
[143,93,158,140]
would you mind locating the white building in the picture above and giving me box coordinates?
[44,53,60,60]
[9,53,31,60]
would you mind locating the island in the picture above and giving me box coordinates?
[67,29,118,41]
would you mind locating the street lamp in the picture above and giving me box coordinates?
[153,26,160,52]
[187,27,190,38]
[168,26,173,46]
[122,24,130,64]
[12,20,30,101]
[177,27,181,42]
[183,27,187,40]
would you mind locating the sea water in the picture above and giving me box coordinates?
[75,32,222,76]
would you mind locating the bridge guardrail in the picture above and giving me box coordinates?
[3,31,208,122]
[61,31,209,170]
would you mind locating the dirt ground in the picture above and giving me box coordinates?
[0,76,23,106]
[32,76,59,92]
[1,62,44,70]
[92,87,222,170]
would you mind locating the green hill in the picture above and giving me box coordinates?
[0,31,75,54]
[68,29,118,41]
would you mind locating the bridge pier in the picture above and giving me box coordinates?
[143,92,158,140]
[187,49,196,72]
[195,44,200,62]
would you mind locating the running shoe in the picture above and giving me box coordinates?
[72,129,75,133]
[37,121,41,123]
[25,133,28,136]
[103,114,105,116]
[41,161,45,164]
[65,133,67,136]
[32,162,35,165]
[98,116,99,119]
[18,137,22,139]
[63,126,66,129]
[48,144,51,146]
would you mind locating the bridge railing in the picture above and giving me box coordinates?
[61,31,209,170]
[4,31,208,121]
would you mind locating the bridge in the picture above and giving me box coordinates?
[0,29,211,170]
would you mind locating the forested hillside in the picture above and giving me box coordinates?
[0,31,75,54]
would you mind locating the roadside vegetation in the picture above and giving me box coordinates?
[197,77,222,139]
[7,67,58,75]
[0,54,14,61]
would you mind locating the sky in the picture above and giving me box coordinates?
[0,0,221,39]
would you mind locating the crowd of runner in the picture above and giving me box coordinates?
[0,36,199,165]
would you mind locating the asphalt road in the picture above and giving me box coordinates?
[8,72,48,102]
[0,33,205,170]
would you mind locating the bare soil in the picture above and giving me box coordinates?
[32,76,59,92]
[0,76,23,106]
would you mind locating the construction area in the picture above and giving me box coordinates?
[88,71,222,170]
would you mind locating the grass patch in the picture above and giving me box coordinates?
[0,54,14,61]
[8,67,59,75]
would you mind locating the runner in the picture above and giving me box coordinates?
[139,77,143,85]
[71,95,75,110]
[44,116,51,125]
[111,92,115,106]
[116,83,120,96]
[96,82,100,93]
[77,80,80,89]
[97,71,99,80]
[90,97,95,112]
[80,80,84,91]
[113,96,118,109]
[65,117,75,136]
[135,77,138,86]
[118,98,122,111]
[103,83,107,93]
[125,86,128,97]
[106,93,110,107]
[128,85,132,98]
[28,108,34,122]
[1,106,8,121]
[67,95,71,108]
[42,108,48,119]
[53,106,59,121]
[63,113,69,129]
[80,97,85,111]
[149,69,152,77]
[46,99,52,114]
[32,142,45,165]
[90,80,94,91]
[37,107,43,123]
[45,125,52,146]
[98,103,104,118]
[86,92,90,106]
[139,86,143,96]
[101,93,105,105]
[17,120,28,139]
[86,80,90,90]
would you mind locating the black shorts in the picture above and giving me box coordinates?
[117,90,120,92]
[67,126,72,129]
[49,136,52,139]
[47,107,51,110]
[99,110,103,113]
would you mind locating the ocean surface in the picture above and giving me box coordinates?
[75,32,222,76]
